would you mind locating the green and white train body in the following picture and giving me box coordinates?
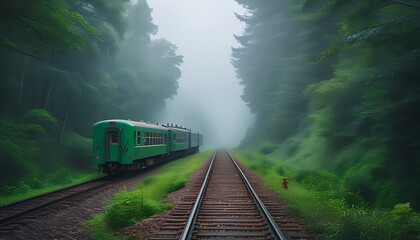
[93,119,202,174]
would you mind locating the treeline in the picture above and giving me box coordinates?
[233,0,419,209]
[0,0,182,185]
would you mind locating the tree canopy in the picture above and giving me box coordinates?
[0,0,183,185]
[233,0,419,209]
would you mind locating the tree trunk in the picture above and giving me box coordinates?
[59,98,70,143]
[41,52,56,109]
[19,57,30,110]
[41,79,52,109]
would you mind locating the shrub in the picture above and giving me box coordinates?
[170,178,186,192]
[105,190,167,229]
[51,168,73,185]
[141,176,155,186]
[86,151,211,235]
[258,142,277,155]
[0,185,17,195]
[22,109,59,131]
[387,203,420,238]
[28,177,43,189]
[276,166,285,176]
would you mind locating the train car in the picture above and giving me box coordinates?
[93,119,202,174]
[190,130,200,150]
[93,119,169,174]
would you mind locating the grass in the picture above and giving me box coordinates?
[85,151,211,239]
[232,150,420,240]
[0,169,101,206]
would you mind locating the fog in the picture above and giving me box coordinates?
[147,0,254,148]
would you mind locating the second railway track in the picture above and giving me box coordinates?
[150,150,308,240]
[0,175,126,235]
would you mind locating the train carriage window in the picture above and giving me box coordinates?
[142,132,164,146]
[136,131,141,145]
[145,132,149,145]
[109,131,118,144]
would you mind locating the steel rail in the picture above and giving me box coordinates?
[0,176,120,230]
[0,177,107,211]
[179,151,217,240]
[227,151,287,240]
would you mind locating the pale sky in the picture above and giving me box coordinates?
[147,0,254,148]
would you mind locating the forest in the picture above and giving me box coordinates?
[0,0,182,186]
[233,0,419,210]
[1,0,419,238]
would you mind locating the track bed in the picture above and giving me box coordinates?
[149,150,309,240]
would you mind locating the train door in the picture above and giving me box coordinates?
[164,133,168,153]
[107,129,120,161]
[188,131,192,149]
[168,130,173,154]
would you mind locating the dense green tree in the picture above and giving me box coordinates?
[0,0,97,59]
[0,0,183,185]
[233,0,419,208]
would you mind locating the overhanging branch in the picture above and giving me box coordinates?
[392,0,420,10]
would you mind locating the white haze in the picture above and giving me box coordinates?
[148,0,254,148]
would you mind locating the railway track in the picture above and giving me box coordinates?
[0,176,119,234]
[150,150,308,239]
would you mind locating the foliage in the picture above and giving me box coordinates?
[105,189,168,229]
[0,0,99,57]
[0,117,40,184]
[22,108,59,132]
[234,150,420,240]
[0,172,100,206]
[50,168,73,185]
[233,0,420,210]
[85,151,210,238]
[0,0,183,188]
[258,142,277,155]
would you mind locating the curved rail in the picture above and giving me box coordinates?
[179,150,287,240]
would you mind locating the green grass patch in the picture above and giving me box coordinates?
[85,151,211,239]
[0,169,101,206]
[232,149,420,240]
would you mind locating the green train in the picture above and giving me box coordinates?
[93,119,203,175]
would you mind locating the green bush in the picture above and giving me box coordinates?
[170,178,186,192]
[0,138,34,185]
[387,203,420,238]
[141,176,155,186]
[234,149,420,240]
[86,151,211,238]
[276,166,285,176]
[22,109,59,131]
[258,142,277,155]
[0,185,17,195]
[51,168,73,185]
[105,190,168,229]
[28,177,43,189]
[295,169,342,193]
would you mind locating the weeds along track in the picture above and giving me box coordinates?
[150,150,309,240]
[0,175,126,234]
